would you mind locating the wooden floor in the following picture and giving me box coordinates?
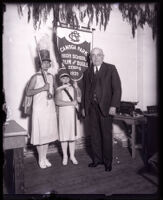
[3,142,159,198]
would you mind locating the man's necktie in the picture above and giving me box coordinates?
[95,66,98,74]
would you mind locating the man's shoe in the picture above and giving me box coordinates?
[88,162,103,168]
[105,165,112,172]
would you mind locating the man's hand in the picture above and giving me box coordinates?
[109,107,116,116]
[81,108,86,118]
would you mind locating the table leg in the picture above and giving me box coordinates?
[3,150,15,194]
[131,124,136,159]
[141,123,148,165]
[13,148,25,193]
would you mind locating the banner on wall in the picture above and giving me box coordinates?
[57,26,93,81]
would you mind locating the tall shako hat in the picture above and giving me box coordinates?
[39,49,51,62]
[58,68,70,79]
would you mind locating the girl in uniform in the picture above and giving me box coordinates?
[55,68,81,165]
[26,49,58,169]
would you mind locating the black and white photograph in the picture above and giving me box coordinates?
[2,1,160,199]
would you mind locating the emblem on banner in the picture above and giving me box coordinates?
[57,27,92,81]
[69,31,80,42]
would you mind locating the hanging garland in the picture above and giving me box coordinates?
[119,3,158,39]
[17,3,158,38]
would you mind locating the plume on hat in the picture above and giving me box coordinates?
[38,33,50,51]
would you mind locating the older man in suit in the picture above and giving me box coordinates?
[81,47,122,172]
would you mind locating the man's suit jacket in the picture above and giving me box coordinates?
[82,62,122,117]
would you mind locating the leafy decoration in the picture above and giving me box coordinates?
[17,3,158,38]
[119,3,158,39]
[17,4,23,18]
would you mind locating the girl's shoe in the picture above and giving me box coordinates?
[62,157,68,166]
[45,159,52,167]
[70,157,78,165]
[39,161,47,169]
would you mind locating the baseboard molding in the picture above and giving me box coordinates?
[24,135,127,158]
[24,136,91,158]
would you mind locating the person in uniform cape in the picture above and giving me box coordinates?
[55,68,81,165]
[26,49,58,169]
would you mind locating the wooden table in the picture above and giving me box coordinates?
[142,113,159,166]
[113,114,147,159]
[3,120,27,194]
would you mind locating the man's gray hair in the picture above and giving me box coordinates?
[90,47,104,56]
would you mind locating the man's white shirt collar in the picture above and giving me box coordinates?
[94,65,101,73]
